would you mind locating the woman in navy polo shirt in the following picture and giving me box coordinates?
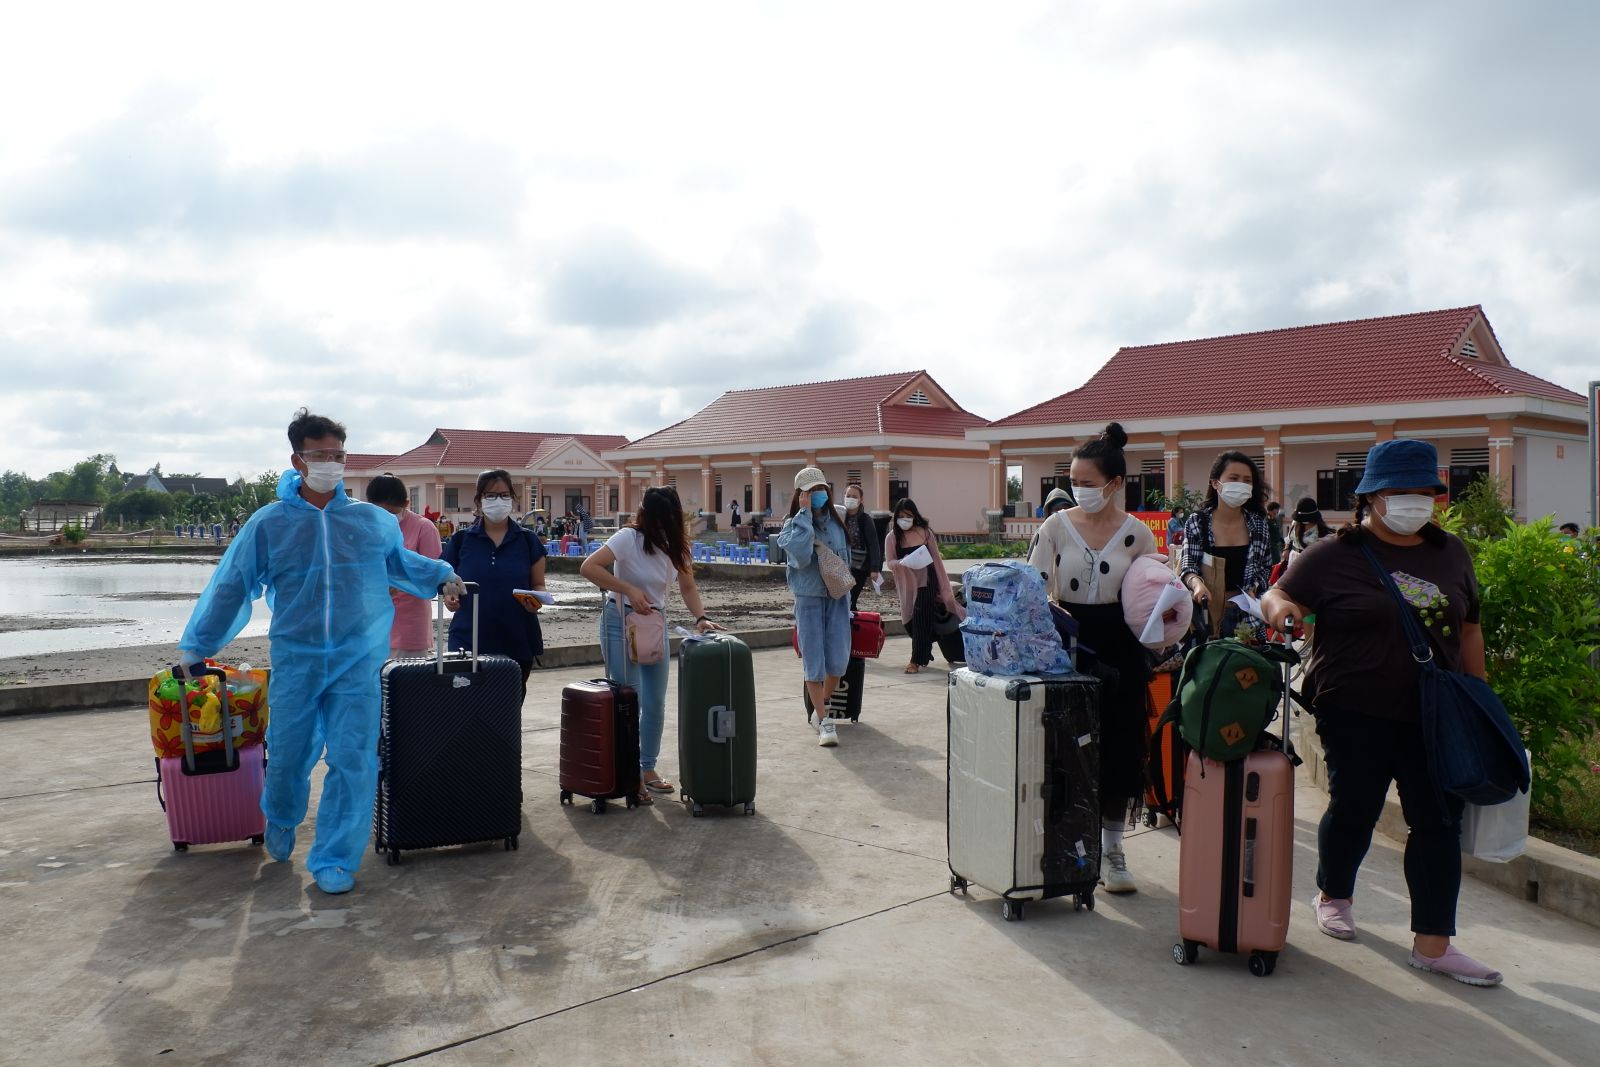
[442,469,548,690]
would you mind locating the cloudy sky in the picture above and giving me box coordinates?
[2,0,1596,481]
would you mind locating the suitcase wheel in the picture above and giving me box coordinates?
[1077,890,1095,913]
[172,842,188,853]
[386,849,401,867]
[504,836,518,851]
[625,794,639,810]
[743,802,755,816]
[1248,951,1277,977]
[690,801,704,818]
[949,876,968,896]
[1001,899,1024,922]
[250,835,264,847]
[590,799,606,815]
[1173,940,1200,966]
[560,790,573,806]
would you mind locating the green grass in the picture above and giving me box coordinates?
[1531,732,1600,857]
[943,541,1029,560]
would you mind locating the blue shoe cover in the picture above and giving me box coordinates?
[264,823,296,862]
[314,866,355,894]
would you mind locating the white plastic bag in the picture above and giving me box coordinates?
[1459,790,1529,863]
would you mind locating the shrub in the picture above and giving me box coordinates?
[61,524,88,544]
[944,540,1030,559]
[1470,517,1600,809]
[1443,474,1515,543]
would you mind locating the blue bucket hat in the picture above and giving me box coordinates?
[1354,439,1447,495]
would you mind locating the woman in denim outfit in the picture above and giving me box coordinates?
[581,486,721,803]
[776,467,853,748]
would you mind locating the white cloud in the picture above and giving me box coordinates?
[1,0,1597,481]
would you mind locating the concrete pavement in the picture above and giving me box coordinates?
[2,638,1597,1066]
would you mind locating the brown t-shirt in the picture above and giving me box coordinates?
[1275,530,1480,722]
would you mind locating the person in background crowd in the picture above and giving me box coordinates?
[1043,486,1074,518]
[1263,439,1501,988]
[582,486,721,802]
[1028,422,1157,894]
[442,469,548,692]
[1266,500,1286,564]
[1180,452,1273,640]
[1559,522,1581,539]
[366,473,443,658]
[885,497,965,675]
[1289,497,1333,559]
[174,408,462,895]
[841,483,884,610]
[730,498,742,530]
[777,468,853,748]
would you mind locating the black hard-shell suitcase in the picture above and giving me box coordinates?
[375,585,523,864]
[802,655,866,723]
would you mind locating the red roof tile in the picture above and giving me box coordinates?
[343,453,396,473]
[373,430,629,471]
[990,306,1582,428]
[620,371,986,452]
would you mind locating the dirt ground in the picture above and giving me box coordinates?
[0,574,906,686]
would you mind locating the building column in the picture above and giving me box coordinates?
[1262,428,1282,501]
[524,477,537,514]
[433,482,446,514]
[617,471,631,516]
[1488,418,1515,487]
[1373,419,1395,443]
[1163,435,1182,497]
[871,453,891,515]
[750,458,764,515]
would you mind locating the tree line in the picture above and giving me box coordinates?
[1,454,280,530]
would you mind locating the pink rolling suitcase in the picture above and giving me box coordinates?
[1172,649,1295,976]
[155,667,267,851]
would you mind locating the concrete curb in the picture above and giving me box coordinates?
[1299,729,1600,931]
[0,620,910,717]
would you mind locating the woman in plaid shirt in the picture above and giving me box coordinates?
[1179,451,1273,642]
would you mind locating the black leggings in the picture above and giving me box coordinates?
[1316,711,1464,936]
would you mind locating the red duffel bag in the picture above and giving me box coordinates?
[792,610,886,660]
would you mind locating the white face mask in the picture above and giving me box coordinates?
[1377,494,1435,535]
[1073,485,1108,514]
[1216,482,1253,509]
[481,498,515,522]
[896,517,914,531]
[303,462,344,493]
[845,496,861,511]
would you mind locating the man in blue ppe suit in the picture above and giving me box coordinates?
[174,409,465,895]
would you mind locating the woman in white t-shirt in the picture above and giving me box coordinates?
[580,487,721,803]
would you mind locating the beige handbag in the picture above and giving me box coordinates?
[813,538,856,600]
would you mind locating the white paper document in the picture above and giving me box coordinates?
[1228,592,1265,622]
[898,545,933,570]
[1138,583,1192,646]
[513,588,556,604]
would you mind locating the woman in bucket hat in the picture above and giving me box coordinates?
[775,467,853,748]
[1262,439,1501,987]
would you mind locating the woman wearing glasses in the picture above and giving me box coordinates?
[1027,422,1157,895]
[442,469,549,690]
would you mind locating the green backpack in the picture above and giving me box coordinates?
[1176,639,1299,762]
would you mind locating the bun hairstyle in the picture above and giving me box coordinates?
[1074,421,1129,481]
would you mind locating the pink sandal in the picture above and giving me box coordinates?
[1408,945,1503,987]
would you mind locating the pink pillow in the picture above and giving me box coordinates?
[1121,554,1194,649]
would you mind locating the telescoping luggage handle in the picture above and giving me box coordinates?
[434,581,482,674]
[180,666,236,774]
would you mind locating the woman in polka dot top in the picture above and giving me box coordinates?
[1026,421,1157,894]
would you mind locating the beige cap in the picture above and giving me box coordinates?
[794,466,827,491]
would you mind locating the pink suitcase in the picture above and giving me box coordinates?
[155,666,266,851]
[1173,652,1295,977]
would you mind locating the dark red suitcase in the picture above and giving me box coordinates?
[559,678,641,814]
[791,610,886,660]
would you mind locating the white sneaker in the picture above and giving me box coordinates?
[817,720,839,747]
[1101,847,1137,893]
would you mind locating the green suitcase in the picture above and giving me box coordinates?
[677,633,758,816]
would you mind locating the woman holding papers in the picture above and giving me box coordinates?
[1178,451,1273,641]
[442,468,549,692]
[885,498,965,674]
[1027,422,1157,894]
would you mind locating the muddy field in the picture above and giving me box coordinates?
[0,574,906,686]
